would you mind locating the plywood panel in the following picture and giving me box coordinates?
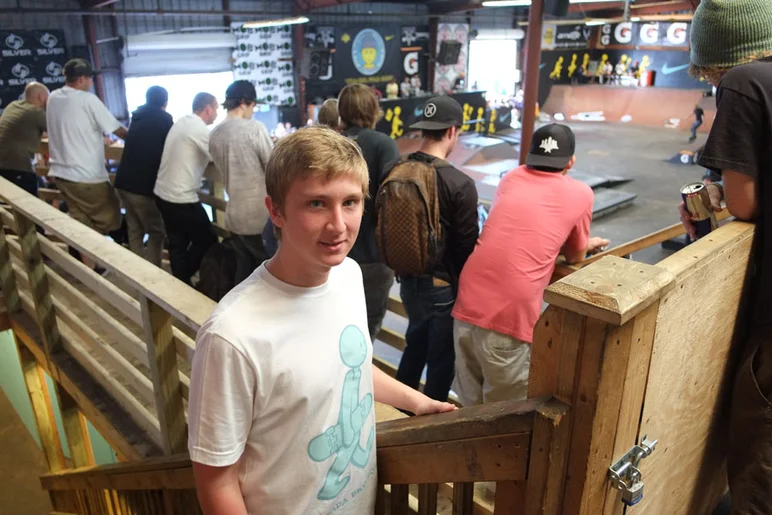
[634,222,753,514]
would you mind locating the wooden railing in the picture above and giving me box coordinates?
[4,150,747,513]
[34,138,724,372]
[40,397,568,514]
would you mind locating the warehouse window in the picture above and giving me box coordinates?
[468,39,518,98]
[124,71,233,125]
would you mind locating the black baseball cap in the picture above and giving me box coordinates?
[525,124,576,170]
[410,95,463,130]
[225,80,257,104]
[63,58,95,81]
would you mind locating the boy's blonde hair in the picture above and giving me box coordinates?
[266,126,369,212]
[317,99,340,129]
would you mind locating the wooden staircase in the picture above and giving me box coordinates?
[0,171,745,514]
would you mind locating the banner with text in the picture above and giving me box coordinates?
[538,48,707,106]
[598,22,690,48]
[334,26,402,90]
[542,24,593,50]
[231,23,296,106]
[0,30,67,110]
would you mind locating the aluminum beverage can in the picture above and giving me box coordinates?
[681,182,717,238]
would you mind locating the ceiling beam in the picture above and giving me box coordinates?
[87,0,120,7]
[568,1,625,13]
[429,2,484,15]
[630,0,694,14]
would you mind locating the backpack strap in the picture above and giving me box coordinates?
[406,152,451,170]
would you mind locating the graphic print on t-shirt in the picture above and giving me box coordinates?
[307,325,375,501]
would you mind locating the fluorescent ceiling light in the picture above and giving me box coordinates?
[242,16,309,28]
[585,20,607,26]
[483,0,621,5]
[482,0,530,5]
[631,16,641,21]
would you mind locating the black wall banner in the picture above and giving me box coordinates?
[598,22,690,48]
[335,26,402,91]
[305,25,430,103]
[0,30,68,110]
[375,91,511,140]
[537,48,707,107]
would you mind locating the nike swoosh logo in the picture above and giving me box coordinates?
[385,35,394,41]
[661,63,690,75]
[539,63,546,70]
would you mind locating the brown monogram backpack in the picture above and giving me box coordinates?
[375,154,446,276]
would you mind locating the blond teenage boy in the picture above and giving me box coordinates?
[188,127,455,515]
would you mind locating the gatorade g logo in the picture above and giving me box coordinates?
[640,22,659,44]
[5,33,23,50]
[666,23,687,45]
[614,23,633,44]
[600,24,612,46]
[403,51,418,75]
[40,32,58,48]
[11,63,30,79]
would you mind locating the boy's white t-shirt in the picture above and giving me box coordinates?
[188,258,377,515]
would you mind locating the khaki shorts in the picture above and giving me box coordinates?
[452,319,531,406]
[55,178,121,234]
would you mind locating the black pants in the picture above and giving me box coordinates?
[232,233,268,284]
[155,198,216,285]
[0,169,39,196]
[396,275,456,402]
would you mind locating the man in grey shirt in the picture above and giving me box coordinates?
[209,80,273,283]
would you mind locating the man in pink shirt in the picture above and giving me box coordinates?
[452,124,609,405]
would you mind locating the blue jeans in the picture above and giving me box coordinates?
[396,275,455,402]
[690,120,703,140]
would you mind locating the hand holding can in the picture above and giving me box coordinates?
[680,182,718,239]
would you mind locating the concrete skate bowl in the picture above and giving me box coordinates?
[542,85,715,132]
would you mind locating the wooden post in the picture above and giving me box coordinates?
[452,482,474,515]
[140,296,186,455]
[0,224,21,313]
[54,383,95,468]
[14,211,61,367]
[519,0,544,165]
[428,17,439,94]
[530,257,674,515]
[16,337,67,472]
[417,483,438,515]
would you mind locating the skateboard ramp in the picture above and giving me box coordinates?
[541,85,715,132]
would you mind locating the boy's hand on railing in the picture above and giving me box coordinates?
[586,237,610,256]
[413,398,457,416]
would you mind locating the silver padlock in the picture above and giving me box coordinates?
[621,475,644,506]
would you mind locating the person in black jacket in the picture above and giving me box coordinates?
[339,84,401,341]
[115,86,173,267]
[395,95,479,402]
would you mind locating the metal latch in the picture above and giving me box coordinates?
[608,436,658,506]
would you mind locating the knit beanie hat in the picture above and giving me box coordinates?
[691,0,772,68]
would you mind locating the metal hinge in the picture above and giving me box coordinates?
[608,436,658,507]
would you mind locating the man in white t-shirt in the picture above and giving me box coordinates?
[188,127,456,515]
[209,80,273,284]
[47,59,128,235]
[154,92,218,285]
